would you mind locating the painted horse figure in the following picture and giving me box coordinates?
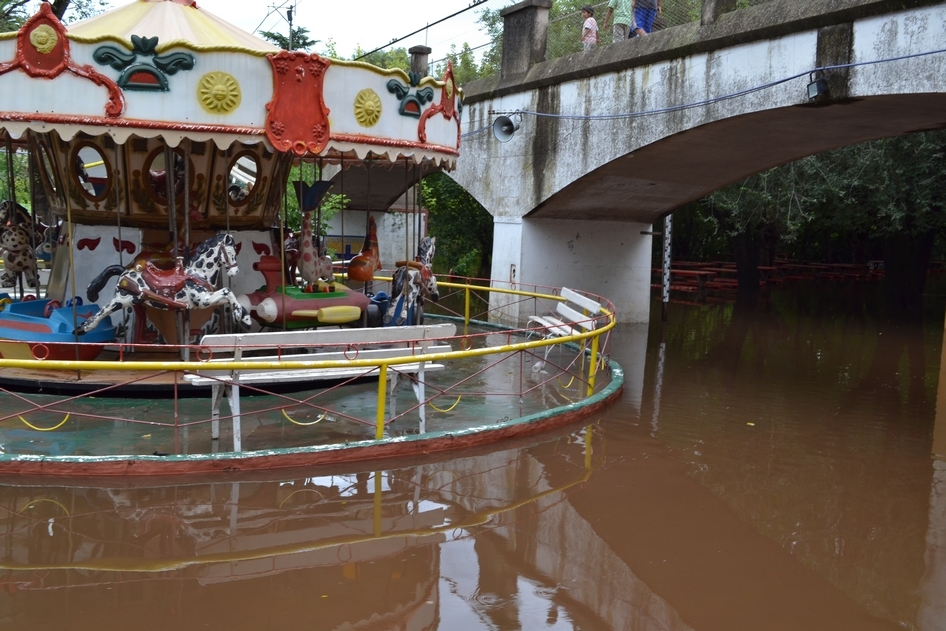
[0,200,44,288]
[76,234,251,335]
[383,236,439,326]
[299,210,334,286]
[347,215,381,282]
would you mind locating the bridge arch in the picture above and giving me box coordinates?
[453,0,946,323]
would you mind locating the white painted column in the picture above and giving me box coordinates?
[488,217,526,326]
[518,218,653,324]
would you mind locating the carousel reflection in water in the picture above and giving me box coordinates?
[0,428,605,629]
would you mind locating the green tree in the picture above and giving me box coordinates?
[434,43,484,86]
[282,165,349,242]
[422,172,493,277]
[684,131,946,317]
[353,46,410,72]
[0,0,29,31]
[259,25,318,51]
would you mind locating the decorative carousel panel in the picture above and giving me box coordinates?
[69,43,275,132]
[28,132,66,214]
[49,132,124,224]
[319,61,461,164]
[205,142,282,229]
[123,135,214,228]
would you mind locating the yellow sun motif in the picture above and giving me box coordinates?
[353,89,382,128]
[29,25,58,55]
[445,78,454,99]
[198,72,242,115]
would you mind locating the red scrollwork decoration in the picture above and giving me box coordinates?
[418,61,461,146]
[77,237,101,251]
[265,51,332,156]
[0,4,125,118]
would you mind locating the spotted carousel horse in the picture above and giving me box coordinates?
[0,224,38,288]
[383,236,438,327]
[76,234,251,335]
[0,200,44,288]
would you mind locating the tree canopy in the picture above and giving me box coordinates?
[259,25,318,52]
[422,172,493,278]
[680,130,946,317]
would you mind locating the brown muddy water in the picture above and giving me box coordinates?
[0,279,944,630]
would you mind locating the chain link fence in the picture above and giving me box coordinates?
[360,0,778,81]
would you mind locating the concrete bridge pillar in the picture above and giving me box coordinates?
[499,0,553,80]
[409,45,431,78]
[489,217,654,327]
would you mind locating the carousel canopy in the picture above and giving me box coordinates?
[67,0,280,55]
[0,0,462,166]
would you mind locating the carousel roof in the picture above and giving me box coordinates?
[67,0,280,55]
[0,0,462,166]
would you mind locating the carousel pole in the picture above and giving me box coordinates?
[364,155,371,295]
[24,138,39,299]
[224,145,233,333]
[113,142,130,347]
[414,162,422,259]
[4,137,23,299]
[163,144,185,353]
[64,158,79,378]
[404,157,409,263]
[340,158,345,270]
[182,140,191,361]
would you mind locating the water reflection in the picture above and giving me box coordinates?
[0,431,601,629]
[0,280,944,629]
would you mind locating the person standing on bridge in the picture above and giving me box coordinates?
[634,0,661,33]
[580,6,599,52]
[603,0,633,41]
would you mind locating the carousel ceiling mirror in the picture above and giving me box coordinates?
[144,146,187,203]
[227,152,259,204]
[72,143,112,201]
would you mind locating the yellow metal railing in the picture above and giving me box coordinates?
[0,285,616,443]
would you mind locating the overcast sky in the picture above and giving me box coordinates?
[55,0,495,61]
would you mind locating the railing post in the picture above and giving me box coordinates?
[376,364,388,439]
[500,0,553,80]
[586,333,599,397]
[464,283,471,325]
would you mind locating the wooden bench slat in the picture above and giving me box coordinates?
[560,287,602,314]
[185,362,445,386]
[188,344,452,377]
[199,322,457,352]
[556,302,596,331]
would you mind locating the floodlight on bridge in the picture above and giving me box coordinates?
[807,72,829,100]
[492,115,521,142]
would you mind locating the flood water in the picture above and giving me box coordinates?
[0,279,944,630]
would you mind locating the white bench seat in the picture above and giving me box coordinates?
[528,287,603,372]
[189,323,456,450]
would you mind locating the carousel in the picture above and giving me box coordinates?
[0,0,461,389]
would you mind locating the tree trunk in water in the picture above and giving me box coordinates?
[730,231,760,297]
[882,231,934,321]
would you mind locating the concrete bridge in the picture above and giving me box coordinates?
[452,0,946,323]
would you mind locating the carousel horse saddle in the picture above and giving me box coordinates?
[140,259,213,297]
